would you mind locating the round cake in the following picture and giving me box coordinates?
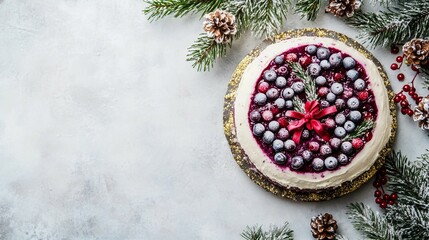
[233,35,393,192]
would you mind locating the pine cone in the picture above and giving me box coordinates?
[403,39,429,67]
[413,96,429,130]
[203,9,237,44]
[310,213,338,240]
[325,0,361,17]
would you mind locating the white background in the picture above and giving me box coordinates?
[0,1,428,239]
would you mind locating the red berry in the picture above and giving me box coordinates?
[278,117,288,127]
[374,190,382,197]
[412,93,419,100]
[388,200,395,205]
[383,194,390,201]
[318,87,329,97]
[358,91,369,101]
[407,108,413,116]
[334,73,344,82]
[401,107,408,115]
[390,63,398,70]
[373,181,381,188]
[286,53,298,62]
[400,100,409,108]
[258,82,269,93]
[390,193,398,200]
[363,112,373,120]
[352,138,364,149]
[380,177,387,185]
[403,84,411,92]
[365,131,373,141]
[262,110,273,121]
[409,90,415,96]
[375,197,383,204]
[343,90,353,99]
[380,202,387,209]
[308,141,320,152]
[379,168,387,175]
[299,55,312,67]
[271,106,279,115]
[411,64,419,71]
[418,97,423,103]
[397,73,405,81]
[391,45,399,54]
[396,56,403,63]
[393,96,401,103]
[324,118,336,129]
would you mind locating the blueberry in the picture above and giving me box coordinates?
[274,98,286,109]
[349,110,362,122]
[335,113,346,125]
[291,156,305,170]
[274,55,285,65]
[341,141,353,154]
[354,79,366,90]
[346,69,359,81]
[305,45,317,55]
[343,57,356,69]
[263,70,277,82]
[320,100,330,108]
[316,47,331,60]
[285,100,294,109]
[292,82,305,93]
[326,92,336,103]
[275,76,288,88]
[320,144,332,156]
[302,150,313,162]
[331,82,344,95]
[313,158,325,171]
[250,110,261,122]
[347,97,360,110]
[263,131,275,144]
[254,93,267,105]
[277,128,289,140]
[330,138,342,150]
[274,153,288,165]
[266,88,279,99]
[272,139,284,152]
[335,98,345,110]
[282,88,295,99]
[268,121,280,132]
[320,60,331,70]
[344,120,356,133]
[253,123,265,136]
[325,157,338,170]
[308,63,322,76]
[284,139,296,151]
[329,53,342,67]
[301,129,311,140]
[334,127,346,138]
[338,153,349,165]
[315,76,327,86]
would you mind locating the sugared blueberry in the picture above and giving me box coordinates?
[275,98,286,109]
[254,93,267,105]
[277,66,288,76]
[315,76,327,86]
[274,55,285,65]
[302,150,313,162]
[268,121,280,132]
[320,144,332,156]
[344,120,356,132]
[338,153,349,165]
[262,110,273,121]
[347,97,360,110]
[272,139,284,152]
[309,141,320,152]
[263,131,275,144]
[346,69,359,81]
[282,88,295,99]
[334,126,346,138]
[354,79,366,91]
[263,70,277,82]
[301,129,311,140]
[335,113,346,125]
[305,45,317,55]
[318,87,329,97]
[291,156,304,170]
[308,63,322,76]
[326,92,336,103]
[330,138,342,150]
[250,110,261,122]
[277,128,289,140]
[285,100,294,109]
[320,100,330,108]
[343,57,356,69]
[275,76,288,88]
[341,141,353,154]
[274,153,288,165]
[266,88,279,99]
[320,60,331,70]
[331,82,344,95]
[324,118,336,129]
[292,82,305,93]
[285,139,296,151]
[329,53,342,67]
[335,99,345,110]
[313,158,325,171]
[253,123,265,136]
[349,110,362,122]
[325,157,338,170]
[316,47,331,60]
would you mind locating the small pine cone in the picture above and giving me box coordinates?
[403,39,429,67]
[325,0,362,18]
[203,9,237,44]
[310,213,338,240]
[413,95,429,130]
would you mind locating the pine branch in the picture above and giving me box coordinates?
[186,34,229,71]
[288,61,317,101]
[346,203,397,240]
[143,0,224,21]
[293,96,305,112]
[346,1,429,47]
[295,0,321,21]
[342,120,374,141]
[241,222,293,240]
[385,204,429,239]
[420,67,429,89]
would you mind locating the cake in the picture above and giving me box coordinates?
[233,35,393,192]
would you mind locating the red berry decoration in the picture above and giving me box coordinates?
[397,73,405,81]
[333,73,343,82]
[375,197,383,204]
[400,94,406,100]
[383,194,390,200]
[352,138,364,149]
[402,84,411,92]
[286,53,298,62]
[400,100,409,108]
[373,181,381,188]
[318,87,329,97]
[277,117,288,127]
[299,55,312,67]
[380,202,387,209]
[411,64,419,71]
[258,82,269,93]
[407,108,413,116]
[372,167,398,209]
[396,56,403,63]
[374,190,382,197]
[390,193,398,200]
[390,63,398,70]
[358,91,369,101]
[391,45,399,54]
[388,200,395,205]
[393,95,401,103]
[401,107,408,115]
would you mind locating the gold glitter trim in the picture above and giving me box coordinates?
[223,28,397,202]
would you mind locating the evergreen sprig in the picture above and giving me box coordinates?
[241,222,294,240]
[288,61,317,101]
[295,0,321,21]
[343,120,374,141]
[293,96,305,113]
[186,34,229,71]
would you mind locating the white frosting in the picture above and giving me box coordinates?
[234,36,392,190]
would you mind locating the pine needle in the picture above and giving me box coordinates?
[295,0,321,21]
[186,34,229,71]
[241,222,293,240]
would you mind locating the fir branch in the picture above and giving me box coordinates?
[342,120,374,141]
[293,96,305,113]
[143,0,224,21]
[295,0,321,21]
[346,0,429,47]
[288,61,317,101]
[420,67,429,89]
[241,222,293,240]
[186,34,228,71]
[385,204,429,239]
[347,203,397,240]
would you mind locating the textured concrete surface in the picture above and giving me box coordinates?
[0,1,427,239]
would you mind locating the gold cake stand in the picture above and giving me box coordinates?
[223,28,397,201]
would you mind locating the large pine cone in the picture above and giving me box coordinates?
[203,9,237,44]
[403,39,429,67]
[325,0,361,17]
[310,213,338,240]
[413,96,429,130]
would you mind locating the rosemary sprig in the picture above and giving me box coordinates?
[343,120,374,141]
[293,96,305,113]
[288,61,317,101]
